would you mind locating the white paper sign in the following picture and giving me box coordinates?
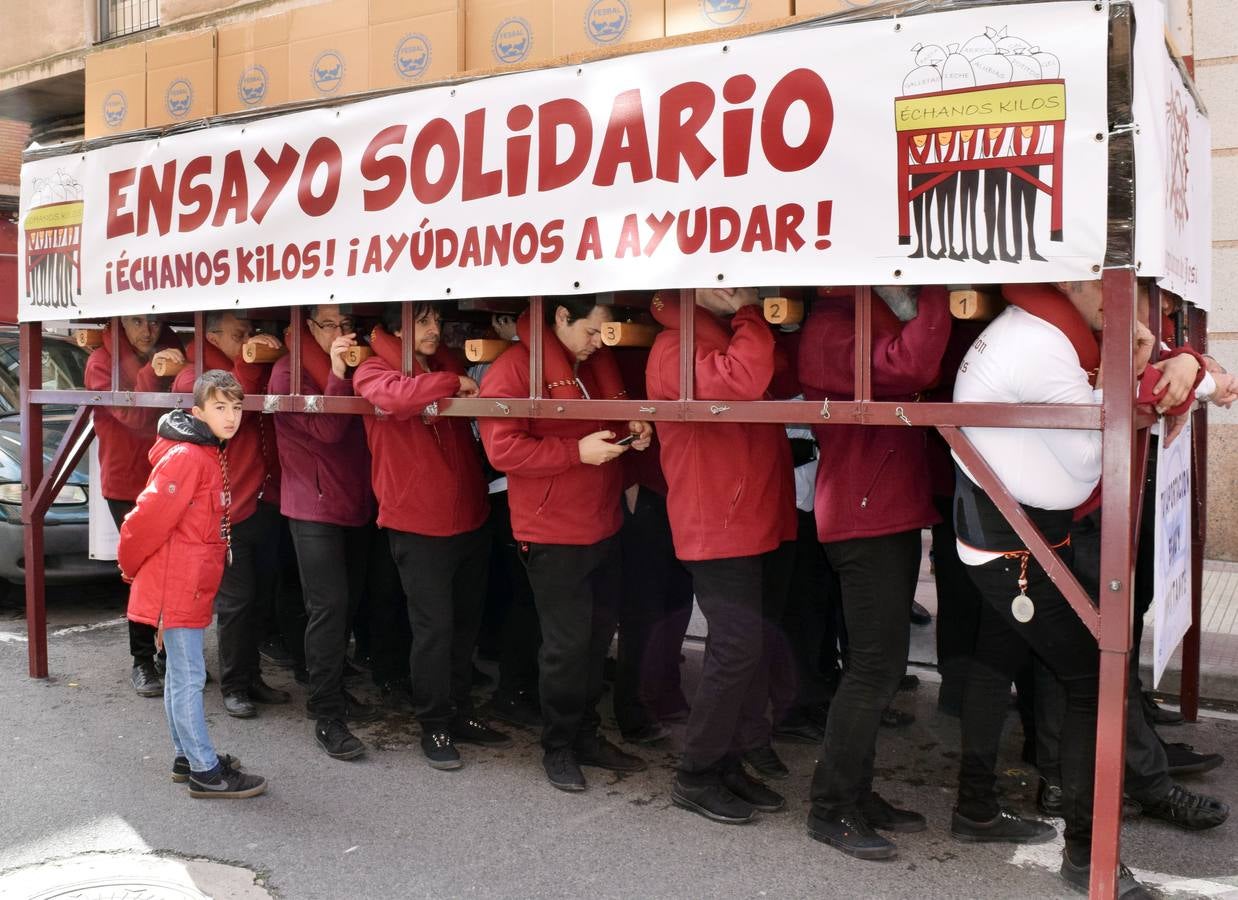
[1153,419,1193,688]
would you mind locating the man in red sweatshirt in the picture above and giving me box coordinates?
[354,304,511,770]
[84,314,183,697]
[166,310,287,718]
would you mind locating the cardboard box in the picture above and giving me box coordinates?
[553,0,663,55]
[85,42,146,138]
[146,30,216,127]
[369,0,463,89]
[289,0,369,102]
[465,0,554,69]
[665,0,792,36]
[217,14,292,114]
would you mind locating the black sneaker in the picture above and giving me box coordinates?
[486,691,543,729]
[1140,783,1229,830]
[742,745,789,780]
[880,706,915,728]
[898,673,921,692]
[343,690,381,724]
[453,716,513,748]
[722,764,785,812]
[316,718,365,761]
[672,777,755,824]
[247,676,290,705]
[258,638,294,669]
[1163,741,1224,776]
[421,730,462,770]
[172,752,240,784]
[188,766,267,799]
[543,748,586,792]
[1060,856,1155,899]
[1037,779,1064,817]
[910,602,933,626]
[1143,691,1184,727]
[950,808,1056,844]
[223,692,256,718]
[806,811,897,860]
[576,735,647,772]
[131,660,163,698]
[861,791,925,833]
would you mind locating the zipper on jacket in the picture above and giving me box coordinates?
[860,450,894,509]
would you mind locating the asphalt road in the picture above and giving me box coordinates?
[1,583,1236,899]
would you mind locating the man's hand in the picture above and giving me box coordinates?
[578,430,629,466]
[694,287,759,316]
[248,333,283,350]
[1150,353,1201,413]
[1209,371,1238,409]
[1162,413,1189,448]
[329,332,358,379]
[625,420,653,451]
[1203,354,1227,376]
[456,375,480,398]
[1134,321,1155,375]
[151,348,185,372]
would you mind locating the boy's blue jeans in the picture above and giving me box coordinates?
[162,627,219,775]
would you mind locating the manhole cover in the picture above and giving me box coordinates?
[0,853,272,900]
[29,876,209,900]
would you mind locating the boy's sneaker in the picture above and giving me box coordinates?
[316,718,366,760]
[188,766,267,799]
[421,730,463,770]
[453,716,513,748]
[172,752,240,784]
[131,659,163,698]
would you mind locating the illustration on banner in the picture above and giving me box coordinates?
[895,26,1064,263]
[23,169,83,311]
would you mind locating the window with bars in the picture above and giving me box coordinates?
[98,0,159,42]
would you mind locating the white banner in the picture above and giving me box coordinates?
[19,2,1111,322]
[1132,0,1213,308]
[1153,421,1193,688]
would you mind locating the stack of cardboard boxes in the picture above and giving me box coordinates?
[87,0,853,137]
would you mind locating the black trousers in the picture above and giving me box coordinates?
[487,493,541,701]
[107,498,158,663]
[289,519,374,719]
[215,500,282,697]
[615,487,693,735]
[523,536,621,753]
[389,525,491,729]
[267,518,308,666]
[782,510,841,717]
[932,494,984,712]
[364,529,411,686]
[957,546,1100,861]
[680,542,794,778]
[810,530,921,815]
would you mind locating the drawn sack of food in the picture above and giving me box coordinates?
[972,50,1013,85]
[911,42,947,67]
[960,29,997,61]
[1007,48,1043,81]
[1031,47,1060,79]
[942,44,976,90]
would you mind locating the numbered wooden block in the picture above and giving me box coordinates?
[241,341,288,364]
[343,346,373,367]
[949,290,1005,321]
[74,329,104,349]
[601,322,659,348]
[465,339,512,363]
[764,297,804,326]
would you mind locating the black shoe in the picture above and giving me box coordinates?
[223,692,256,718]
[343,689,381,724]
[880,707,915,728]
[773,718,825,745]
[172,752,240,784]
[485,692,543,729]
[1140,783,1229,830]
[1163,741,1223,776]
[898,673,920,692]
[1060,856,1154,899]
[950,808,1056,844]
[861,792,925,833]
[909,602,932,626]
[807,811,897,860]
[1143,691,1184,726]
[131,660,163,698]
[544,748,586,792]
[622,723,672,746]
[576,735,646,772]
[453,716,513,748]
[1037,779,1063,817]
[188,765,267,799]
[379,678,415,712]
[421,730,462,770]
[742,745,789,780]
[258,638,294,669]
[673,777,755,824]
[248,677,290,705]
[722,764,784,812]
[316,718,365,760]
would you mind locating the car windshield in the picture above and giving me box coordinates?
[0,336,88,414]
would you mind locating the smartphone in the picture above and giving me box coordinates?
[614,433,637,447]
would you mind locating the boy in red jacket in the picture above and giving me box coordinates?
[119,371,268,800]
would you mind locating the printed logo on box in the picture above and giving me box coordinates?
[394,33,432,80]
[700,0,750,27]
[165,78,194,119]
[102,90,128,128]
[493,17,532,64]
[586,0,630,44]
[238,65,269,106]
[311,50,346,94]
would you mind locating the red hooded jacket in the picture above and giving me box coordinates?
[353,330,489,537]
[797,287,950,543]
[121,411,229,630]
[646,299,797,561]
[172,342,280,524]
[84,328,183,502]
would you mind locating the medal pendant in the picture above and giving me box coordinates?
[227,547,234,566]
[1011,593,1035,623]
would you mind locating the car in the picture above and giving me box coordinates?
[0,327,119,592]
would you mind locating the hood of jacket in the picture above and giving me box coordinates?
[156,409,223,448]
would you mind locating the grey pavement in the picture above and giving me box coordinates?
[1,583,1237,899]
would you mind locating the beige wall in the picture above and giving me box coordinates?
[1193,0,1238,560]
[0,0,93,74]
